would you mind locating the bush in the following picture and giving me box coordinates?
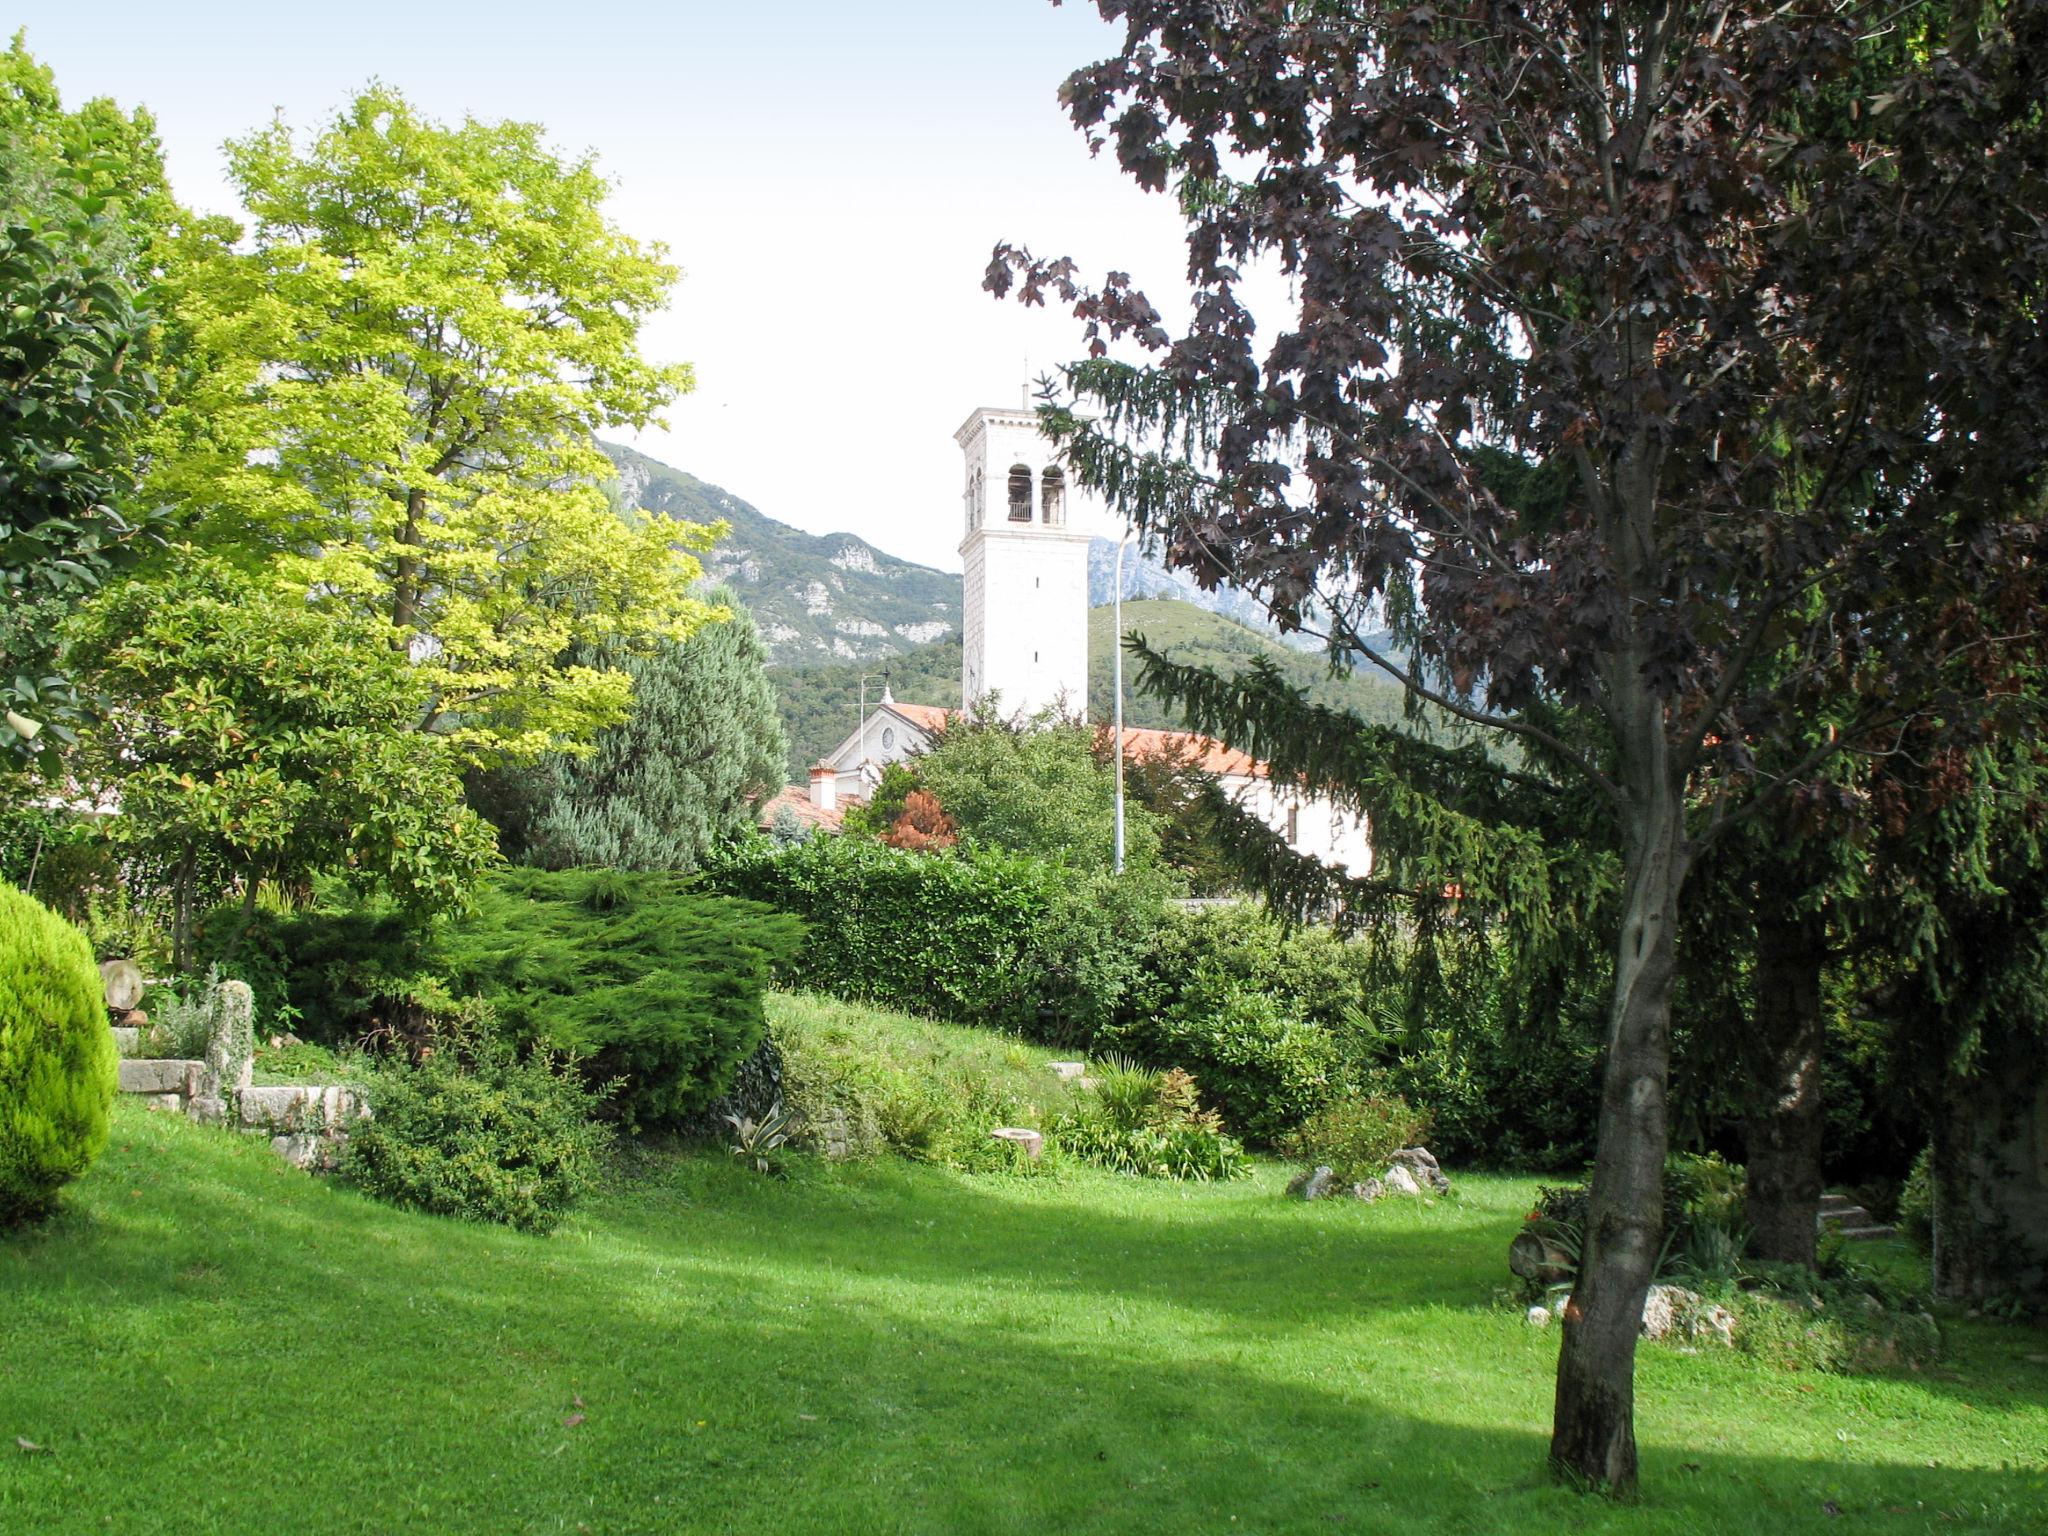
[0,886,118,1223]
[1053,1059,1250,1181]
[441,870,804,1131]
[1281,1093,1430,1185]
[1100,987,1341,1145]
[209,904,459,1049]
[705,837,1163,1044]
[341,1037,612,1234]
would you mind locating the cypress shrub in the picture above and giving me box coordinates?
[0,885,117,1223]
[439,869,804,1131]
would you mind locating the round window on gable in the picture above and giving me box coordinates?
[881,727,897,751]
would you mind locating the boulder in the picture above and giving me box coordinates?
[109,1026,140,1058]
[1382,1164,1422,1197]
[1351,1177,1385,1202]
[1390,1146,1451,1194]
[1641,1284,1735,1344]
[1508,1228,1575,1286]
[1286,1165,1335,1200]
[238,1084,368,1132]
[270,1134,346,1172]
[118,1058,203,1096]
[1527,1305,1552,1328]
[1048,1061,1088,1081]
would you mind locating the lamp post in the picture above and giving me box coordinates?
[1112,528,1134,875]
[857,672,888,790]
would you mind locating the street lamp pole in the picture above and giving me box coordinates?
[1112,528,1134,875]
[858,672,888,785]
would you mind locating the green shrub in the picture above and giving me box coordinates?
[704,837,1162,1045]
[213,904,458,1048]
[1731,1257,1941,1373]
[0,886,118,1224]
[1054,1060,1250,1181]
[1100,987,1341,1145]
[341,1038,612,1234]
[1132,902,1372,1031]
[1281,1093,1430,1185]
[440,869,804,1131]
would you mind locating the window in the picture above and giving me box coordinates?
[1040,465,1066,525]
[1286,807,1299,843]
[881,727,897,751]
[1007,464,1033,521]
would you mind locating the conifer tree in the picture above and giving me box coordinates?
[509,590,787,873]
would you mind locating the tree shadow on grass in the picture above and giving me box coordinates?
[1,1116,2042,1535]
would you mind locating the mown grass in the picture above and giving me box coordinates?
[3,1006,2044,1534]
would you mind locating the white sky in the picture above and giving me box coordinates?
[12,0,1197,571]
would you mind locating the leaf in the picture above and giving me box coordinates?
[561,1413,585,1429]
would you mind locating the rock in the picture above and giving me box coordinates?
[1382,1164,1422,1197]
[118,1058,202,1096]
[187,1094,228,1126]
[140,1093,184,1115]
[1351,1177,1385,1202]
[109,1026,140,1058]
[1527,1305,1552,1328]
[206,979,256,1093]
[270,1134,345,1172]
[1286,1165,1335,1200]
[1698,1302,1737,1346]
[99,958,144,1014]
[1642,1284,1704,1340]
[1390,1146,1451,1194]
[1509,1228,1575,1286]
[1048,1061,1088,1080]
[238,1084,368,1132]
[989,1127,1044,1159]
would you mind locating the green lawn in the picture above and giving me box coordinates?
[3,1034,2045,1533]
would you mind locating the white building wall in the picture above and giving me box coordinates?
[957,405,1091,721]
[1221,774,1374,878]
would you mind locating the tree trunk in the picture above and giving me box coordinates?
[1742,906,1827,1267]
[1550,771,1688,1495]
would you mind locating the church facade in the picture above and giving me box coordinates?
[803,404,1372,878]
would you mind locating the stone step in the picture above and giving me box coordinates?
[1817,1193,1860,1213]
[1833,1223,1897,1242]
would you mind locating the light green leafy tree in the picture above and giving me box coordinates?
[145,85,717,761]
[67,561,498,970]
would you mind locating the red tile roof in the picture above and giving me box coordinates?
[754,784,844,833]
[1110,725,1268,779]
[880,701,1268,781]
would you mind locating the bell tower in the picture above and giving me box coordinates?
[956,405,1093,721]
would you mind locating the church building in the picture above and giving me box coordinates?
[801,404,1373,878]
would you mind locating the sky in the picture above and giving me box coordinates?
[10,0,1194,571]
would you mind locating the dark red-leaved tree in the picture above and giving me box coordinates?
[990,0,2048,1490]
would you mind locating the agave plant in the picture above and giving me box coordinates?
[726,1102,792,1175]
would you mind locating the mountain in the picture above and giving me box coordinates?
[1086,537,1290,638]
[602,441,958,667]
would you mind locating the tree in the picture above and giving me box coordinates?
[145,86,717,760]
[917,702,1166,871]
[0,39,172,770]
[993,0,2048,1490]
[493,588,789,871]
[67,561,497,970]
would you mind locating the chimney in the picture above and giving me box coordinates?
[809,763,837,812]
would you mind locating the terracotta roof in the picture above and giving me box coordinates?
[755,784,844,833]
[874,700,1268,780]
[886,701,953,733]
[1110,725,1268,779]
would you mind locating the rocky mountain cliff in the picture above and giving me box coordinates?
[602,442,958,667]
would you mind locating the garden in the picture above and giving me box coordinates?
[6,8,2048,1532]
